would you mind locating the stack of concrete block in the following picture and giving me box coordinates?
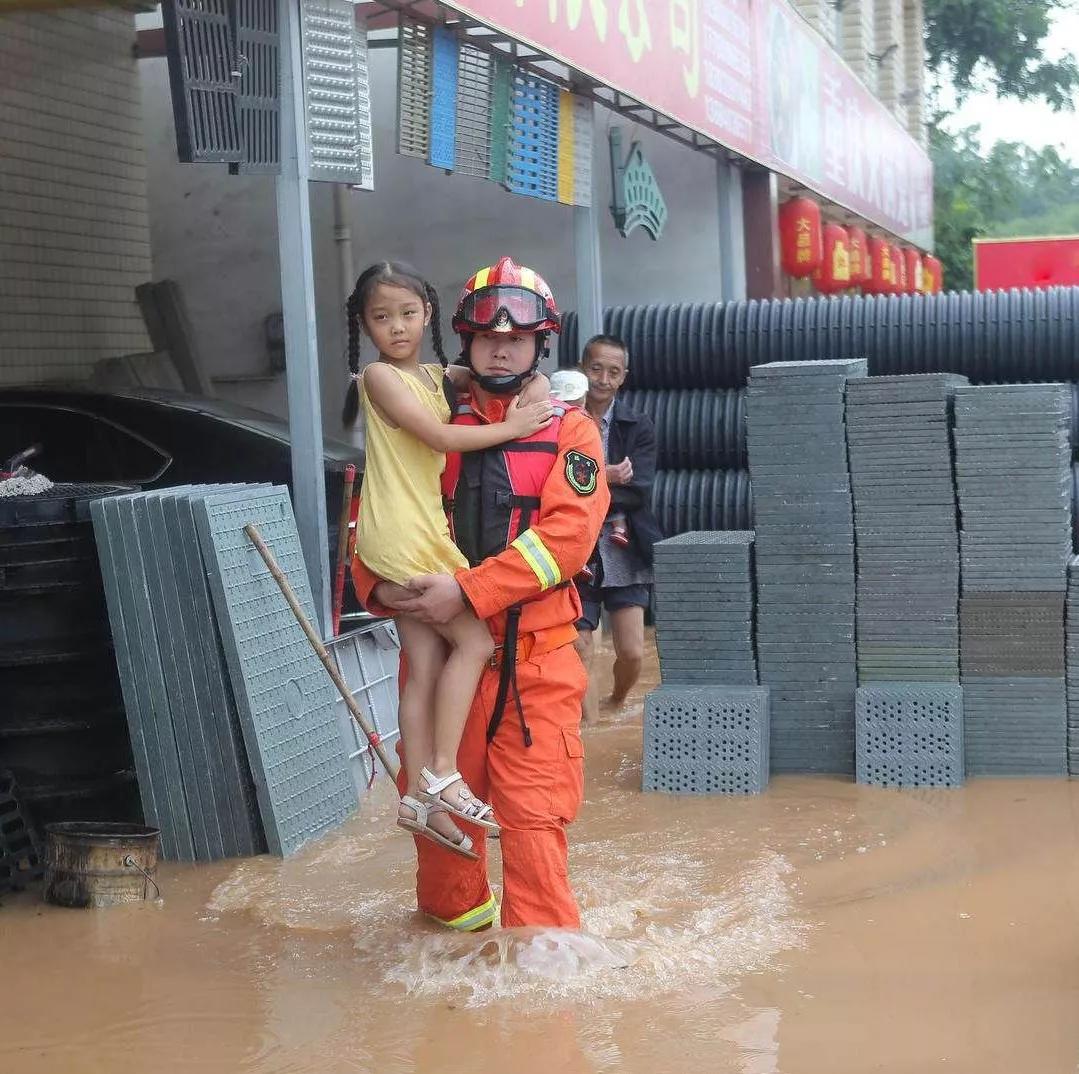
[953,384,1071,776]
[1067,557,1079,775]
[644,531,768,795]
[652,531,756,685]
[746,359,867,774]
[846,374,966,684]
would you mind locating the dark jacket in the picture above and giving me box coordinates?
[602,397,664,567]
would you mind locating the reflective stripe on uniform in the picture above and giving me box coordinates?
[473,265,491,290]
[511,528,561,590]
[430,893,498,932]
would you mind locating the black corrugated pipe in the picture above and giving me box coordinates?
[651,469,753,536]
[561,287,1079,390]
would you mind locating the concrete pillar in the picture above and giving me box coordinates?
[573,103,604,360]
[716,160,747,302]
[841,0,877,91]
[742,169,783,300]
[903,0,927,146]
[874,0,907,124]
[276,0,331,634]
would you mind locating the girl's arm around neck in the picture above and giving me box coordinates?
[362,363,551,452]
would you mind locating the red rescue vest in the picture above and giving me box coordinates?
[441,400,568,567]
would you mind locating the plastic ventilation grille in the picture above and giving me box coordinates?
[91,495,196,862]
[855,684,964,787]
[353,14,375,189]
[643,686,770,795]
[165,488,263,857]
[427,25,458,170]
[162,0,242,163]
[487,55,512,184]
[325,621,402,794]
[557,90,575,205]
[453,43,492,179]
[506,72,560,201]
[195,488,356,856]
[229,0,280,175]
[397,15,432,159]
[571,93,593,207]
[299,0,374,186]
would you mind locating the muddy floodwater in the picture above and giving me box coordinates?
[5,634,1079,1073]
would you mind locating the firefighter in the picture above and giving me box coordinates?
[352,256,609,929]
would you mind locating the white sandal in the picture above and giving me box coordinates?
[397,795,478,860]
[420,767,500,832]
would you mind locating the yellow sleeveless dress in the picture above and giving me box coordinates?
[354,362,468,585]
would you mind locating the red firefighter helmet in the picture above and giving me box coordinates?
[452,256,561,335]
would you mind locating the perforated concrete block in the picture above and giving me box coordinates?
[856,684,964,787]
[643,686,769,795]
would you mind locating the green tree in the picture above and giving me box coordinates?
[931,130,1079,288]
[925,0,1078,286]
[925,0,1079,109]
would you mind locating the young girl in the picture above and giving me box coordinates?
[344,261,552,860]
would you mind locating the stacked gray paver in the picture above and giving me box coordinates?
[846,374,966,684]
[1066,557,1079,775]
[746,359,867,774]
[93,484,357,859]
[953,384,1071,776]
[644,531,769,795]
[652,531,756,685]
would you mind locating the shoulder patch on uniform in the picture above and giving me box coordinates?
[565,450,599,495]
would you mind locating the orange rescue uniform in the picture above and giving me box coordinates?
[352,390,609,929]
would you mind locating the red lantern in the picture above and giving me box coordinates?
[848,227,870,287]
[779,196,823,278]
[888,244,902,292]
[896,246,911,292]
[866,237,893,294]
[905,248,926,293]
[813,223,852,294]
[923,254,943,293]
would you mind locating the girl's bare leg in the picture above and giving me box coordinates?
[394,615,467,844]
[427,611,495,802]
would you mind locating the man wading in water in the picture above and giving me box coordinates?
[352,257,609,929]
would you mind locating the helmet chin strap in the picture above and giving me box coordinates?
[459,333,549,395]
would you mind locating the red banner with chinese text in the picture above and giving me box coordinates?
[437,0,933,248]
[974,236,1079,291]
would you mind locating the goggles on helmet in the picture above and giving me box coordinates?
[454,285,552,333]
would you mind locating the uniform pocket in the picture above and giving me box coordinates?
[561,727,584,759]
[550,726,585,824]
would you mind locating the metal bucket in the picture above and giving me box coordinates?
[44,822,160,908]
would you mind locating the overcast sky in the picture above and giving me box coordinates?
[943,5,1079,159]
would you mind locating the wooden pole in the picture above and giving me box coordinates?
[244,523,400,787]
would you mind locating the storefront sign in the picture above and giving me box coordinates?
[974,236,1079,291]
[438,0,933,247]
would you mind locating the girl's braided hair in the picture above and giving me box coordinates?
[342,261,448,427]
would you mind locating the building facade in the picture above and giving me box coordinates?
[1,0,932,436]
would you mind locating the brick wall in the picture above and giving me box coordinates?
[0,10,151,386]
